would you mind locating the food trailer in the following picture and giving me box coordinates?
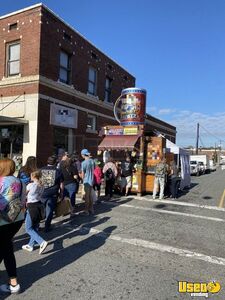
[98,124,174,195]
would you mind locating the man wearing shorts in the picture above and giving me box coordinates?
[121,156,133,196]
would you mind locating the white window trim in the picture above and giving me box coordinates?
[6,41,21,77]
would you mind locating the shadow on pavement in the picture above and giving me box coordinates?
[18,223,116,294]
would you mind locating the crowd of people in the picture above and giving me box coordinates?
[0,149,136,294]
[0,149,179,295]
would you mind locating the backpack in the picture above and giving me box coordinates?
[18,170,31,185]
[155,163,166,177]
[105,168,114,181]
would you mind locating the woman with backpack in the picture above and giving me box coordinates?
[17,156,37,185]
[102,158,118,199]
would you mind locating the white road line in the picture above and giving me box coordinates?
[104,202,225,223]
[120,196,225,212]
[88,227,225,266]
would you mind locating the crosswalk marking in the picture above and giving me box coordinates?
[87,227,225,266]
[114,196,225,212]
[103,201,225,222]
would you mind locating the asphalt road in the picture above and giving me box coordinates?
[1,167,225,300]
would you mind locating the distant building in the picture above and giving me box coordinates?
[0,3,176,165]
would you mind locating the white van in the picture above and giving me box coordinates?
[190,155,210,174]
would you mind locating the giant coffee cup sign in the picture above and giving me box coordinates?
[114,87,147,126]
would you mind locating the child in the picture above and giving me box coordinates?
[93,160,103,200]
[22,170,48,254]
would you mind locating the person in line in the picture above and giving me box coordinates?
[152,157,168,200]
[71,152,82,173]
[60,154,79,214]
[17,156,37,185]
[103,158,118,199]
[121,156,134,196]
[93,160,103,201]
[80,149,95,215]
[71,152,82,194]
[168,160,179,199]
[22,170,48,254]
[41,156,64,232]
[0,158,26,294]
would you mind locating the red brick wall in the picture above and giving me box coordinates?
[0,6,41,79]
[39,6,135,103]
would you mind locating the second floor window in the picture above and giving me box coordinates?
[87,114,96,131]
[88,67,97,95]
[104,77,112,102]
[59,51,71,84]
[7,42,20,76]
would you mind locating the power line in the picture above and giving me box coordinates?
[199,124,225,143]
[199,135,206,148]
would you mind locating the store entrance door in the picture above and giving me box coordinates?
[53,127,69,155]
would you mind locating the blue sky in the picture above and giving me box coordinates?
[1,0,225,148]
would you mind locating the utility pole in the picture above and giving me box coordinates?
[196,123,199,154]
[218,140,222,165]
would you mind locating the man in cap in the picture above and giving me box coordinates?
[80,149,95,215]
[41,156,64,232]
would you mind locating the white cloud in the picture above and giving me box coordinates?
[147,106,157,113]
[158,108,176,115]
[152,107,225,147]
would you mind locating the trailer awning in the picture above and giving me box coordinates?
[98,135,140,150]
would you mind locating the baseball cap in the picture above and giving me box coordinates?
[81,149,90,156]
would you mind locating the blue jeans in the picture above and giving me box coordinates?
[64,182,77,208]
[43,196,57,231]
[25,211,44,247]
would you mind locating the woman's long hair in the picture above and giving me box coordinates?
[0,158,16,176]
[20,156,37,175]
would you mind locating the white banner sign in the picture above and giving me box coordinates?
[50,104,78,129]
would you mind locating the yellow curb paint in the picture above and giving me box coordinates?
[218,189,225,208]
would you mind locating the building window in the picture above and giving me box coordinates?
[86,115,96,131]
[7,42,20,76]
[9,23,18,30]
[59,50,71,84]
[104,77,112,102]
[88,67,97,95]
[63,32,71,42]
[91,51,98,60]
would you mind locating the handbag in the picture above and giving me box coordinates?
[55,197,72,217]
[0,180,23,223]
[0,198,23,223]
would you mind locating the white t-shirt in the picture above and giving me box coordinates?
[26,182,44,203]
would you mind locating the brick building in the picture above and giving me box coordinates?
[0,3,176,165]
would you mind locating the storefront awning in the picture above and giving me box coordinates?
[98,135,140,150]
[0,116,28,125]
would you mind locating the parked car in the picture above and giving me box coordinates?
[190,161,201,176]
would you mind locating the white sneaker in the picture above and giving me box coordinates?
[22,244,33,252]
[0,283,21,294]
[39,241,48,254]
